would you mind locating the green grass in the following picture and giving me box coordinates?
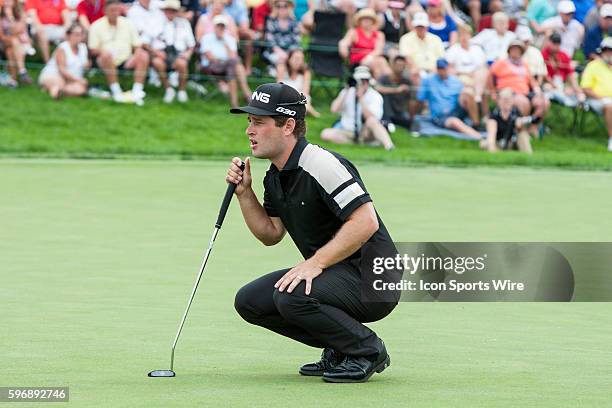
[1,160,611,407]
[1,84,611,170]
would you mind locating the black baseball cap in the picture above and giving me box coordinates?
[230,82,307,120]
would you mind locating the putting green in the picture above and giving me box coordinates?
[1,160,610,407]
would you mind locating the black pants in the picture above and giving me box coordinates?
[234,261,397,357]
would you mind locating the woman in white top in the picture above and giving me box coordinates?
[39,23,90,99]
[446,24,488,114]
[277,49,320,117]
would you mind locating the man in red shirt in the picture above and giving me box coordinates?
[25,0,70,62]
[77,0,106,29]
[542,31,585,106]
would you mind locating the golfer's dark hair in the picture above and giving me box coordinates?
[272,116,306,139]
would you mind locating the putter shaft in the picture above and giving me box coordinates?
[170,227,220,371]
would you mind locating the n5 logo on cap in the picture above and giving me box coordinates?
[252,91,271,104]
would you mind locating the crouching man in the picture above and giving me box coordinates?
[228,82,401,382]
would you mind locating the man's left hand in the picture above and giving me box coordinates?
[275,258,324,295]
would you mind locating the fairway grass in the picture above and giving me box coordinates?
[1,160,611,407]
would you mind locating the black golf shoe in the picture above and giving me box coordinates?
[322,346,390,383]
[299,348,345,376]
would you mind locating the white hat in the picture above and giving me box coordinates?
[601,3,612,18]
[161,0,181,10]
[412,12,430,27]
[353,65,372,80]
[557,0,576,14]
[213,14,229,26]
[601,36,612,49]
[515,25,533,42]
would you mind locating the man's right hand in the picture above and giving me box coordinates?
[226,157,252,197]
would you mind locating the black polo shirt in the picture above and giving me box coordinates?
[262,137,394,260]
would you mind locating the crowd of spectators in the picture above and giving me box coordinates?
[1,0,612,151]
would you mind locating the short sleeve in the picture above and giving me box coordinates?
[128,20,141,48]
[299,145,372,221]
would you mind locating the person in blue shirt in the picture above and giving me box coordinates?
[225,0,255,73]
[573,0,596,23]
[583,3,612,59]
[417,58,483,139]
[427,0,457,46]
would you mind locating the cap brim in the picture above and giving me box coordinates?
[229,106,277,116]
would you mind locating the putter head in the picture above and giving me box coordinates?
[148,370,176,377]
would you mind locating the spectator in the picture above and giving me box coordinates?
[25,0,71,62]
[583,3,612,59]
[39,23,89,98]
[225,0,255,74]
[574,0,595,23]
[399,12,444,78]
[381,0,408,51]
[542,32,586,106]
[76,0,106,29]
[88,0,150,103]
[462,0,483,29]
[150,0,195,103]
[488,40,547,127]
[199,14,251,107]
[1,0,34,85]
[526,0,556,33]
[502,0,523,19]
[417,58,482,138]
[195,0,238,40]
[478,0,518,32]
[516,25,547,87]
[540,0,585,57]
[584,0,612,31]
[483,88,533,153]
[339,8,389,78]
[580,37,612,151]
[277,49,320,117]
[126,0,165,45]
[263,0,301,78]
[177,0,199,23]
[321,66,395,150]
[426,0,457,47]
[446,24,488,115]
[376,55,414,129]
[251,0,272,33]
[472,11,516,64]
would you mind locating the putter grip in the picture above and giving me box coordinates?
[215,161,246,228]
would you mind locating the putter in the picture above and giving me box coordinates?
[148,162,245,378]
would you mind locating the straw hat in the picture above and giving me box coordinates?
[353,8,380,27]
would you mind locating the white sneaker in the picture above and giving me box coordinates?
[177,90,188,103]
[112,91,128,103]
[163,87,176,103]
[608,138,612,152]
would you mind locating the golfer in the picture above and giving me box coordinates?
[227,82,400,383]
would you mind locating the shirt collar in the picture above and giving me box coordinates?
[274,137,308,172]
